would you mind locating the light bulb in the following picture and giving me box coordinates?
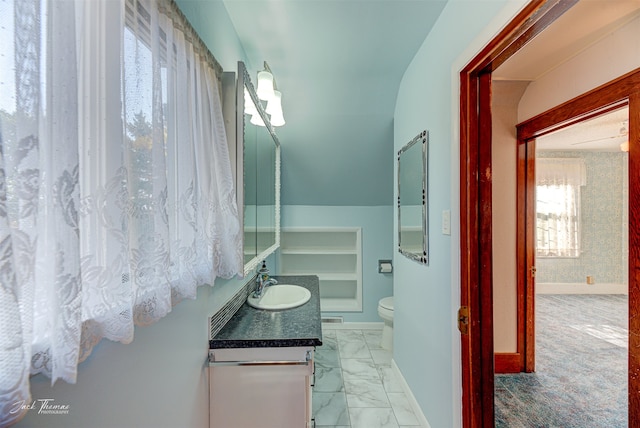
[266,91,284,126]
[266,90,282,115]
[256,71,274,101]
[270,111,285,127]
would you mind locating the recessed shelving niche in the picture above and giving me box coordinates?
[279,228,362,312]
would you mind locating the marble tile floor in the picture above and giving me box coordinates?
[313,328,421,428]
[495,294,628,427]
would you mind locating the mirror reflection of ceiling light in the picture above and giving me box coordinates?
[250,112,266,127]
[267,90,285,127]
[250,61,286,127]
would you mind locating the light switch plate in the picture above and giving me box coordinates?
[442,210,451,235]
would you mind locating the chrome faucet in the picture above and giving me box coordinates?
[253,261,278,298]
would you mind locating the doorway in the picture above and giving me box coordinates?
[495,107,630,425]
[517,80,637,376]
[459,0,640,426]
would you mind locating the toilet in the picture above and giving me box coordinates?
[377,297,394,350]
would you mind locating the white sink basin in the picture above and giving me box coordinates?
[247,284,311,310]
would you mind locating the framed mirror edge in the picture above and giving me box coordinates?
[237,61,281,277]
[397,129,428,265]
[244,144,280,276]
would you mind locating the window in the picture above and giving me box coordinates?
[0,0,241,424]
[536,158,586,257]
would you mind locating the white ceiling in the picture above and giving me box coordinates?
[494,0,640,82]
[536,106,629,152]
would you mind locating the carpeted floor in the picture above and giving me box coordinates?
[495,294,628,427]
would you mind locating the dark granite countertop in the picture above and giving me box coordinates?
[209,275,323,349]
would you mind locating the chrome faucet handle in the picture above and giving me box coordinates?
[257,261,269,278]
[253,261,271,297]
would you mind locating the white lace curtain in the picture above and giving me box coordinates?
[0,0,242,424]
[536,157,586,258]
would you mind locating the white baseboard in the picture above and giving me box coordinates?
[536,282,628,295]
[321,321,384,330]
[391,359,431,428]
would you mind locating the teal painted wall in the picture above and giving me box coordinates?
[277,120,395,206]
[393,1,523,426]
[278,205,394,322]
[175,0,250,71]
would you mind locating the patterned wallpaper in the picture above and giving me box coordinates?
[536,151,628,285]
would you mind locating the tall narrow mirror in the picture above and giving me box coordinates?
[255,126,277,256]
[237,61,280,275]
[242,119,258,264]
[397,130,428,264]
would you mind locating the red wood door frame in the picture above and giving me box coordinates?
[629,83,640,421]
[457,0,624,426]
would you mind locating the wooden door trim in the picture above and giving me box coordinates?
[460,0,583,426]
[517,70,640,139]
[518,137,536,372]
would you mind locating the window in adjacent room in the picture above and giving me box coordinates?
[536,157,586,258]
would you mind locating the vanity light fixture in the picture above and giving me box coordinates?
[256,70,275,101]
[269,110,285,127]
[267,90,285,126]
[254,61,286,127]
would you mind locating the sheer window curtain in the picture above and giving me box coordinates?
[0,0,242,424]
[536,157,586,258]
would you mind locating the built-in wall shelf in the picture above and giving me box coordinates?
[279,228,362,312]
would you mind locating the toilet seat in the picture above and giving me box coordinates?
[379,297,393,311]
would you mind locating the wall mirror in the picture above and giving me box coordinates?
[397,130,428,264]
[237,61,280,276]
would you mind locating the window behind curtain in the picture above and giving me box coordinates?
[0,0,241,424]
[536,157,586,258]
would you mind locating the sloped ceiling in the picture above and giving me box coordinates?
[222,0,448,206]
[222,0,640,203]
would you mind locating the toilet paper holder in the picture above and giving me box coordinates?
[378,259,393,274]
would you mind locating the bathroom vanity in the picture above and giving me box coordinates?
[209,275,322,428]
[210,63,319,427]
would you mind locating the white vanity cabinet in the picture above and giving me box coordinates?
[209,346,315,428]
[209,275,322,427]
